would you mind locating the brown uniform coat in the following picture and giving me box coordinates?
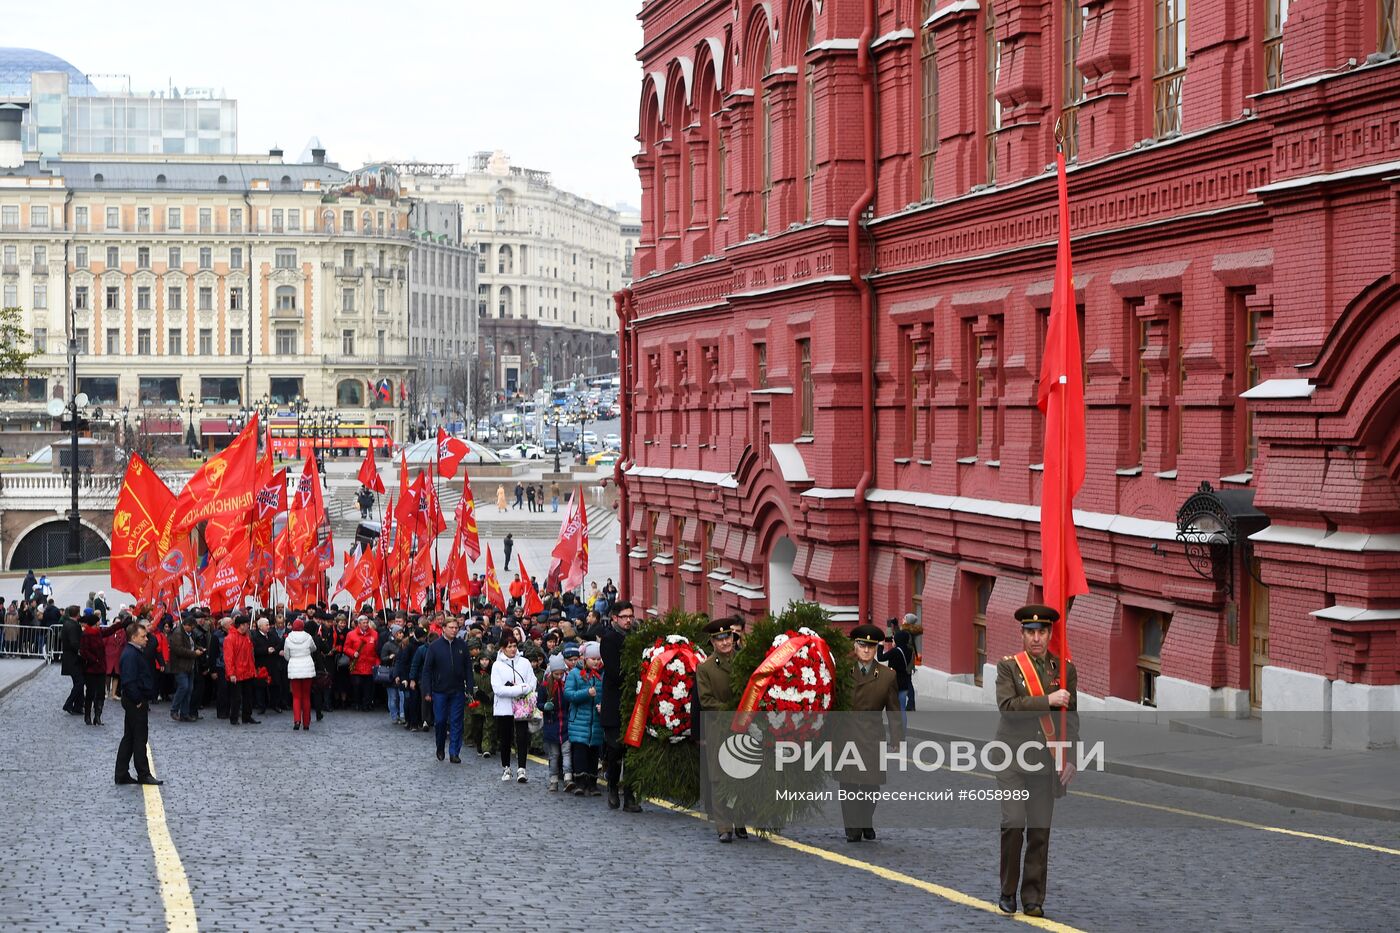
[835,661,904,784]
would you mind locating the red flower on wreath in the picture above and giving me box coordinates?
[630,635,705,745]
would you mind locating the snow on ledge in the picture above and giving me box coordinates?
[1311,605,1400,623]
[769,443,813,484]
[1240,378,1314,400]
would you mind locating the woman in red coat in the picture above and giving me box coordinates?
[104,619,127,699]
[80,618,123,724]
[223,617,259,726]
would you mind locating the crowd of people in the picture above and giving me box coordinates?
[82,579,657,807]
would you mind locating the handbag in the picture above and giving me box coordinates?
[526,708,545,734]
[373,664,394,685]
[511,690,537,722]
[336,653,351,670]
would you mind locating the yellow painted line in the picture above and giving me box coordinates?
[1069,789,1400,857]
[638,793,1081,931]
[956,769,1400,857]
[142,744,199,932]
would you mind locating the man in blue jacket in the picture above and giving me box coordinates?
[421,618,473,763]
[115,622,163,786]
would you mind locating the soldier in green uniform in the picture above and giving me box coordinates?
[995,604,1078,918]
[695,616,747,842]
[838,623,905,843]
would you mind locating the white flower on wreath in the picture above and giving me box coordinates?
[670,683,688,700]
[800,667,817,685]
[771,633,790,648]
[818,664,832,685]
[666,658,688,676]
[796,627,818,638]
[665,634,689,645]
[658,699,675,718]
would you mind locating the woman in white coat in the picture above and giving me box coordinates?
[282,617,317,731]
[491,635,538,783]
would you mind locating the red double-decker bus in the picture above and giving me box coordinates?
[268,421,392,459]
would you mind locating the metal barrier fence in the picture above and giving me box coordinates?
[0,624,60,662]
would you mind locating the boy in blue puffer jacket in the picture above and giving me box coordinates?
[564,642,606,797]
[538,654,571,791]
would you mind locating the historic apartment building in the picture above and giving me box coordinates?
[621,0,1400,741]
[406,198,477,426]
[0,146,418,443]
[401,151,621,399]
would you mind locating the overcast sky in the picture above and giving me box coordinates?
[7,0,644,208]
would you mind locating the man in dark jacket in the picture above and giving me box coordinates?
[421,618,473,762]
[60,605,85,714]
[166,617,202,722]
[394,629,420,731]
[21,569,36,602]
[115,622,162,786]
[598,599,640,812]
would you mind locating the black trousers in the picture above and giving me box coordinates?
[214,670,229,718]
[351,674,373,710]
[495,715,529,769]
[227,680,254,724]
[603,724,627,790]
[64,671,85,711]
[115,697,151,779]
[83,673,106,720]
[253,673,269,712]
[998,769,1057,906]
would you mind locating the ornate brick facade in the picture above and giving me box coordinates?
[620,0,1400,719]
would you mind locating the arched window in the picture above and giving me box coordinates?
[281,175,292,188]
[322,210,335,232]
[757,31,774,233]
[498,244,514,275]
[337,379,364,407]
[800,9,818,221]
[920,0,939,199]
[498,285,513,318]
[361,210,372,232]
[275,285,297,311]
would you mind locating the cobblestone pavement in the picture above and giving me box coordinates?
[2,667,1396,932]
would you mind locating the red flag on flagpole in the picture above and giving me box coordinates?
[436,426,470,479]
[166,413,260,536]
[517,555,544,617]
[357,441,386,494]
[1036,149,1089,667]
[483,545,507,611]
[110,453,176,596]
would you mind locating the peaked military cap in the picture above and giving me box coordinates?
[1015,604,1059,629]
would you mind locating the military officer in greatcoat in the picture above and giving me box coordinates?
[995,604,1079,918]
[836,623,904,843]
[695,616,747,842]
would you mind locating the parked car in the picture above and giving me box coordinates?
[603,433,621,448]
[495,443,546,460]
[582,430,599,446]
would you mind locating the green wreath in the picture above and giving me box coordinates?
[618,609,711,807]
[715,602,854,832]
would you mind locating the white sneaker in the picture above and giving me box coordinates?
[517,767,528,784]
[501,767,512,782]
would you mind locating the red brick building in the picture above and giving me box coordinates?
[617,0,1400,743]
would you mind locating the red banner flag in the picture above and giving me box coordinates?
[437,427,470,479]
[448,546,473,610]
[548,492,589,592]
[406,544,435,612]
[357,441,386,494]
[166,413,259,536]
[517,555,544,617]
[1036,150,1089,664]
[483,545,507,611]
[454,489,482,563]
[110,453,176,596]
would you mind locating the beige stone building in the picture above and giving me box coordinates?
[400,151,620,399]
[0,151,418,448]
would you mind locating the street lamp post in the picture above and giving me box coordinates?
[552,411,561,474]
[184,393,201,454]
